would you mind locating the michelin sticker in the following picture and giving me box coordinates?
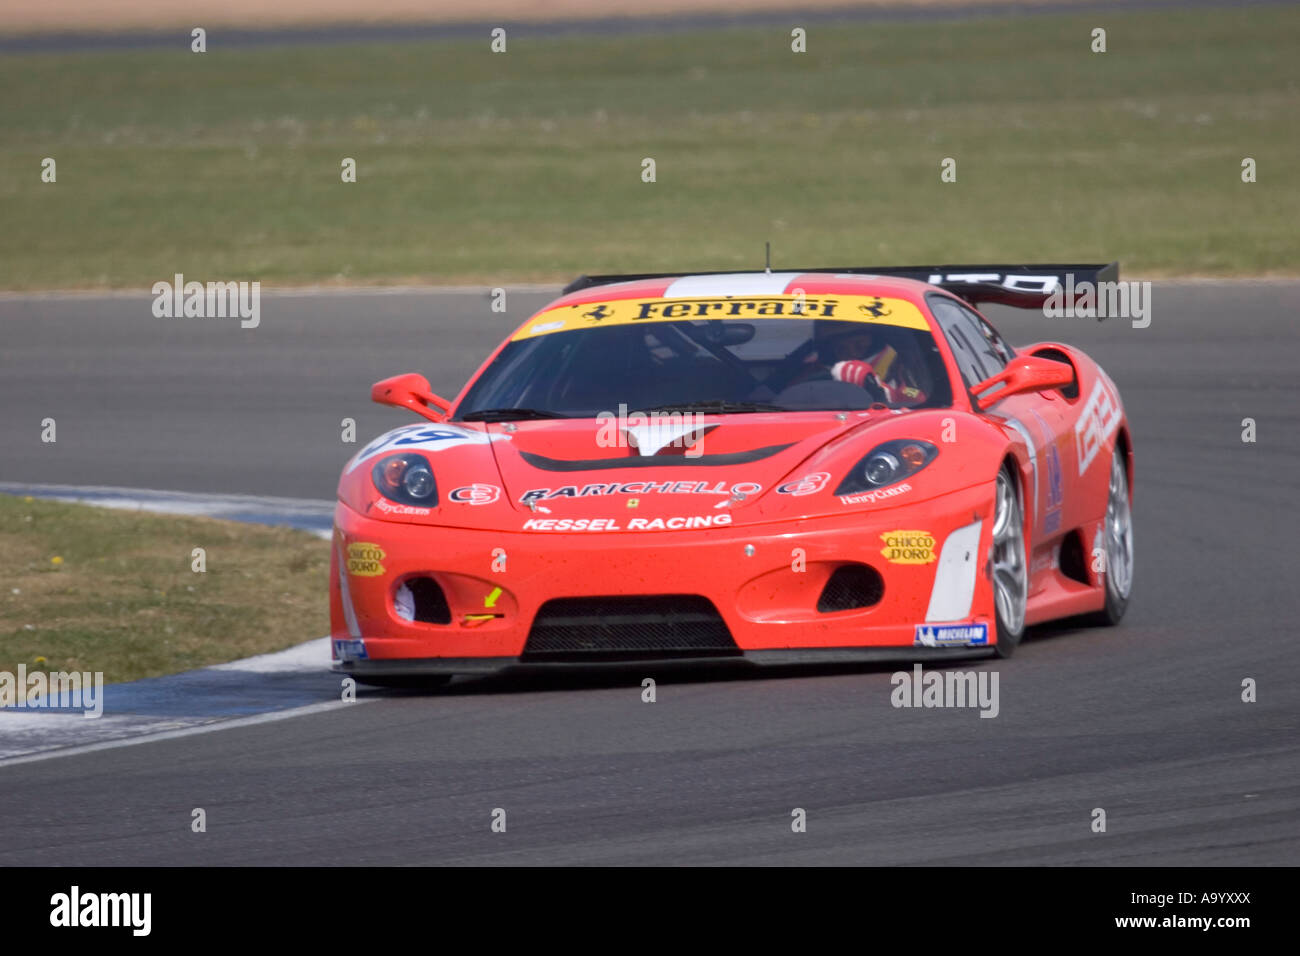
[914,623,989,647]
[346,424,506,474]
[333,638,368,661]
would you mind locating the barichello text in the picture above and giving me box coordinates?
[521,480,759,502]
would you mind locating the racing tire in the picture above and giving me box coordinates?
[992,464,1029,658]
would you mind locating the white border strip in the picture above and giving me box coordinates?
[0,699,369,769]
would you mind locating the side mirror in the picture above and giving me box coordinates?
[972,355,1075,411]
[370,373,452,423]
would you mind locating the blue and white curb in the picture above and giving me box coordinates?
[0,484,350,765]
[0,638,351,764]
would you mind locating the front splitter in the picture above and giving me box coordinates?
[333,644,997,679]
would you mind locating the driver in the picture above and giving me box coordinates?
[806,320,928,405]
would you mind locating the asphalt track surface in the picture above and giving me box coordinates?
[0,281,1298,864]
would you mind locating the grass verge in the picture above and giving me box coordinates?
[0,5,1296,288]
[0,494,330,683]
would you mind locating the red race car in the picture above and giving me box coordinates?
[331,264,1133,683]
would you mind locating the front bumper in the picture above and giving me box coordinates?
[330,481,999,672]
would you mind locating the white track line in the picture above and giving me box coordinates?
[0,698,371,769]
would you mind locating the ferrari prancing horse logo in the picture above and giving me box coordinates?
[858,297,892,318]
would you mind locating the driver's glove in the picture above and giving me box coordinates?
[832,360,927,404]
[830,360,874,387]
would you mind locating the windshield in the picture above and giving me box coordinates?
[454,314,953,420]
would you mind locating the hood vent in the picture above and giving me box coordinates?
[519,443,794,472]
[621,421,718,457]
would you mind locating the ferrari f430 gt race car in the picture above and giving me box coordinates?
[331,264,1133,682]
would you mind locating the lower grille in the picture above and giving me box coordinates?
[523,595,739,659]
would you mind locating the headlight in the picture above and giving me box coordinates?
[372,453,438,506]
[835,439,937,495]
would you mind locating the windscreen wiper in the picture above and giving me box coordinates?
[458,407,570,422]
[640,400,784,414]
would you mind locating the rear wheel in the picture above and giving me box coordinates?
[992,466,1028,658]
[1086,448,1133,626]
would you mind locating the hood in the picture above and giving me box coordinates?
[485,413,856,518]
[338,408,1003,533]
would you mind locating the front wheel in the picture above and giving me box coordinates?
[992,466,1028,658]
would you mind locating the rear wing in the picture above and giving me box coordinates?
[564,262,1119,311]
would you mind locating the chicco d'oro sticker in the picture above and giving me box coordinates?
[346,542,386,576]
[880,529,936,565]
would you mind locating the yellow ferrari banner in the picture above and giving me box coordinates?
[515,295,930,339]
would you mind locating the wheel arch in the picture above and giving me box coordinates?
[1114,423,1134,502]
[999,445,1034,549]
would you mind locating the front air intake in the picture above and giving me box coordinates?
[523,595,739,659]
[403,576,452,624]
[817,564,885,612]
